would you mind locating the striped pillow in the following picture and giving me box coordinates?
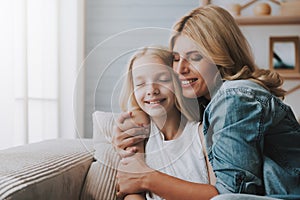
[81,111,120,200]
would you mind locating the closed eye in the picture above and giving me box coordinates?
[188,52,203,62]
[135,82,145,87]
[158,73,172,83]
[173,52,180,62]
[158,78,171,82]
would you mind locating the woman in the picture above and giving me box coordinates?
[114,5,300,200]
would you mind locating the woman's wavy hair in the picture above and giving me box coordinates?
[170,5,285,98]
[119,45,200,121]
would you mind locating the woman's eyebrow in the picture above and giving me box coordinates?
[157,71,170,76]
[173,50,199,56]
[186,50,199,56]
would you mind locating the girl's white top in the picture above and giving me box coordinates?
[145,120,209,200]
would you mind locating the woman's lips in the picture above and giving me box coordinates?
[181,78,198,87]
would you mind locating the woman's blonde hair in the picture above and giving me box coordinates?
[170,5,285,98]
[119,45,200,121]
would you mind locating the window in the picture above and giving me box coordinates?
[0,0,84,150]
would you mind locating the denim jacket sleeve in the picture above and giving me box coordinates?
[203,86,266,195]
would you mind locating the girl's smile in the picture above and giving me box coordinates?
[144,98,166,106]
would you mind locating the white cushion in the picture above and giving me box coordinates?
[92,111,115,144]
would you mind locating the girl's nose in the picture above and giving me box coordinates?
[146,84,160,96]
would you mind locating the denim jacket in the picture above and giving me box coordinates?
[203,80,300,199]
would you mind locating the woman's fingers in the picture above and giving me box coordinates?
[117,118,142,131]
[124,126,149,138]
[116,190,125,200]
[112,111,149,158]
[119,147,137,158]
[115,183,126,200]
[117,136,146,157]
[120,134,146,148]
[112,126,148,158]
[113,126,148,149]
[116,111,132,124]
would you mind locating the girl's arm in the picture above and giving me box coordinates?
[145,170,218,200]
[124,193,145,200]
[117,156,218,200]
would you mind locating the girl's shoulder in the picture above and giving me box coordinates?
[179,121,202,139]
[185,120,202,130]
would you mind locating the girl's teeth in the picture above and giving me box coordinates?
[149,101,160,104]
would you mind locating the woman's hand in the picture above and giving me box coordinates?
[116,156,154,198]
[112,111,149,158]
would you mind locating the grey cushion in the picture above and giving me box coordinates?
[0,139,94,200]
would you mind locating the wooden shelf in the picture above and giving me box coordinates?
[282,74,300,80]
[235,15,300,25]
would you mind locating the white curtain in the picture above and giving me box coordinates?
[0,0,84,150]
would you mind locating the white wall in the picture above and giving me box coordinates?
[84,0,200,137]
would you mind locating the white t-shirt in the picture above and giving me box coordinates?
[145,120,209,200]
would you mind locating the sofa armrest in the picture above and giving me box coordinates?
[0,139,94,200]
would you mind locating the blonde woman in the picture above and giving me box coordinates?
[115,5,300,200]
[117,46,211,200]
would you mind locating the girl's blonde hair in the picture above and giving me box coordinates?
[119,45,200,121]
[170,5,285,98]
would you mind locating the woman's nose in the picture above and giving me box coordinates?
[174,58,190,75]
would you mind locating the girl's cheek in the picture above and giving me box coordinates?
[134,91,144,102]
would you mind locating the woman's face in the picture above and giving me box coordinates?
[172,35,217,99]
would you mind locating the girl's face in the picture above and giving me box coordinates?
[131,56,176,119]
[172,35,217,99]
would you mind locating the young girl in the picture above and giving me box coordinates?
[118,46,212,200]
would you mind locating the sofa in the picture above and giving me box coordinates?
[0,111,120,200]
